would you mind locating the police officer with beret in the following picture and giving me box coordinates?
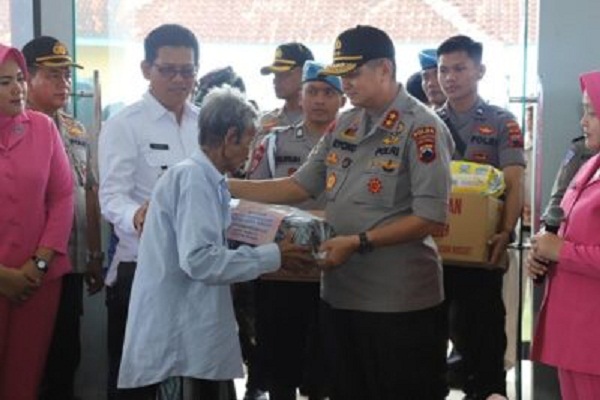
[21,35,104,400]
[230,25,454,400]
[436,35,526,400]
[419,48,447,109]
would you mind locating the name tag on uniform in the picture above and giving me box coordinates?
[149,143,169,150]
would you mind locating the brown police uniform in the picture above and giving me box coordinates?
[294,87,454,399]
[438,97,526,399]
[545,136,597,213]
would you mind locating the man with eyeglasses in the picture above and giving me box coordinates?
[22,35,104,400]
[98,23,200,400]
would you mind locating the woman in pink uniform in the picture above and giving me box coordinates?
[528,70,600,400]
[0,43,73,399]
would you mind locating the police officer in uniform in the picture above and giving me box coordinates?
[230,25,454,400]
[419,49,447,109]
[245,43,314,175]
[436,35,526,400]
[22,36,104,400]
[258,42,314,132]
[545,135,598,213]
[248,61,344,400]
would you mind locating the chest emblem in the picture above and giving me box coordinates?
[367,177,383,194]
[383,135,400,145]
[326,151,339,166]
[478,125,494,135]
[326,172,337,191]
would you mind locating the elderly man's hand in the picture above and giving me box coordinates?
[276,232,314,272]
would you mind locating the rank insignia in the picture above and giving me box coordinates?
[326,172,337,191]
[478,125,494,135]
[326,151,339,165]
[367,177,383,194]
[381,110,400,130]
[382,135,400,146]
[341,157,353,168]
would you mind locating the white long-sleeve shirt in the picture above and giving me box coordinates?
[117,150,280,388]
[98,91,199,285]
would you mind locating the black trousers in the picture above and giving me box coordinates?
[321,301,448,400]
[255,280,326,399]
[39,273,84,400]
[106,262,137,400]
[444,265,507,399]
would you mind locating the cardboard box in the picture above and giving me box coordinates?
[433,192,503,266]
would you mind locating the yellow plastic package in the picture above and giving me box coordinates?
[450,161,505,198]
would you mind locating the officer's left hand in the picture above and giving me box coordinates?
[488,231,511,266]
[85,259,104,295]
[317,235,359,270]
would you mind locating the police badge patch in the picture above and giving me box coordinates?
[412,126,437,163]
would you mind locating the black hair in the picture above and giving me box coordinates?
[144,24,199,65]
[194,66,245,106]
[437,35,483,64]
[406,72,428,104]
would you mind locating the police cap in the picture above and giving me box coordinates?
[260,42,314,75]
[22,36,83,69]
[320,25,395,76]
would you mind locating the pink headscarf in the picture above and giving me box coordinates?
[0,43,28,79]
[0,44,28,123]
[580,70,600,117]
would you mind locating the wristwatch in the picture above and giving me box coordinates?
[357,232,374,254]
[32,256,49,273]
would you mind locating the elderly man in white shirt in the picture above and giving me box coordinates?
[117,85,311,400]
[98,24,200,400]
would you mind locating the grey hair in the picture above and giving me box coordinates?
[198,85,258,147]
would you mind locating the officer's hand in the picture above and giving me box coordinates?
[488,231,511,266]
[276,232,314,271]
[317,235,359,270]
[85,258,105,295]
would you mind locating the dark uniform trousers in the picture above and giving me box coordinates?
[320,301,448,400]
[39,273,84,400]
[444,265,507,399]
[255,280,326,399]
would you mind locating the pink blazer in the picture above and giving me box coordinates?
[0,110,74,280]
[532,153,600,375]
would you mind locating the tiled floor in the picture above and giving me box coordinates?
[233,363,532,399]
[76,293,532,400]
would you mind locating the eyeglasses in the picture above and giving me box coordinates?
[152,63,197,80]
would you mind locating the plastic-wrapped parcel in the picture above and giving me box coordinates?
[227,200,335,281]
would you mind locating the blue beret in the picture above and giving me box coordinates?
[302,60,343,93]
[419,49,438,70]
